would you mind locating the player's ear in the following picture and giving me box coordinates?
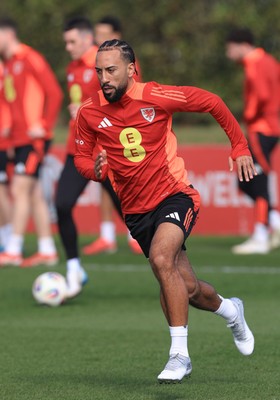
[127,62,136,78]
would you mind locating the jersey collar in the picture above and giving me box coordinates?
[98,78,141,106]
[80,45,98,67]
[10,43,29,59]
[242,47,265,65]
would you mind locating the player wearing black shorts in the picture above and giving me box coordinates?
[13,140,51,177]
[58,17,124,297]
[0,60,12,252]
[0,139,59,267]
[0,18,63,267]
[226,28,280,254]
[0,150,9,183]
[75,40,256,382]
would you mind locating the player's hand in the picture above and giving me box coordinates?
[229,155,257,182]
[94,150,107,180]
[68,103,80,120]
[28,124,46,139]
[1,127,10,138]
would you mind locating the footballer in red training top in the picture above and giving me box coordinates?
[74,40,256,384]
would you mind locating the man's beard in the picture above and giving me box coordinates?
[102,83,127,103]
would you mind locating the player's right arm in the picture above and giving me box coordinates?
[0,67,11,141]
[74,106,108,182]
[67,63,82,120]
[0,98,11,138]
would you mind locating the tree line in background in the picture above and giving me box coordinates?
[1,0,280,124]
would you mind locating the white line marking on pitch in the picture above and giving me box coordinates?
[82,264,280,274]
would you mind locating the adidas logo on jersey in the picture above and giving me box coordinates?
[98,117,113,128]
[165,212,181,221]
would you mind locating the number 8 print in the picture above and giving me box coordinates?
[119,127,146,163]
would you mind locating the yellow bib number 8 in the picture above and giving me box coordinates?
[70,84,82,104]
[4,75,16,102]
[119,128,146,163]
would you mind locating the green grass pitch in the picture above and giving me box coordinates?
[0,234,279,400]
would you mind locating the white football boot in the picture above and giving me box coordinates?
[157,353,192,383]
[227,298,254,356]
[231,237,270,255]
[66,267,88,298]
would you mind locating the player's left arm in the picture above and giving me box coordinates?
[160,84,257,182]
[27,52,63,134]
[244,63,270,123]
[228,154,256,182]
[193,88,257,182]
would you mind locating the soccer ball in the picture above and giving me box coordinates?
[32,272,67,307]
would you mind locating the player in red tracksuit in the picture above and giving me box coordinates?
[0,18,63,267]
[226,27,280,254]
[0,61,12,251]
[58,17,143,298]
[56,17,124,297]
[74,39,256,383]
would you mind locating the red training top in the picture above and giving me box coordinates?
[3,43,63,147]
[75,80,251,215]
[66,45,100,155]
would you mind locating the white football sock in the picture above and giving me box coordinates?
[0,224,12,247]
[0,226,6,247]
[169,325,189,357]
[67,258,82,273]
[6,234,24,255]
[66,258,84,296]
[214,296,237,324]
[38,237,57,255]
[269,210,280,230]
[100,222,115,243]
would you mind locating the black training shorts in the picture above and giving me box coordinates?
[14,140,51,178]
[125,192,199,258]
[0,150,9,184]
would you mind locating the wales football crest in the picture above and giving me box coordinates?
[140,108,155,122]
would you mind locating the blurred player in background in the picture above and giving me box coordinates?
[82,15,142,255]
[226,27,280,254]
[94,16,142,81]
[0,60,12,252]
[75,39,256,383]
[56,16,125,297]
[93,16,123,49]
[0,18,63,267]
